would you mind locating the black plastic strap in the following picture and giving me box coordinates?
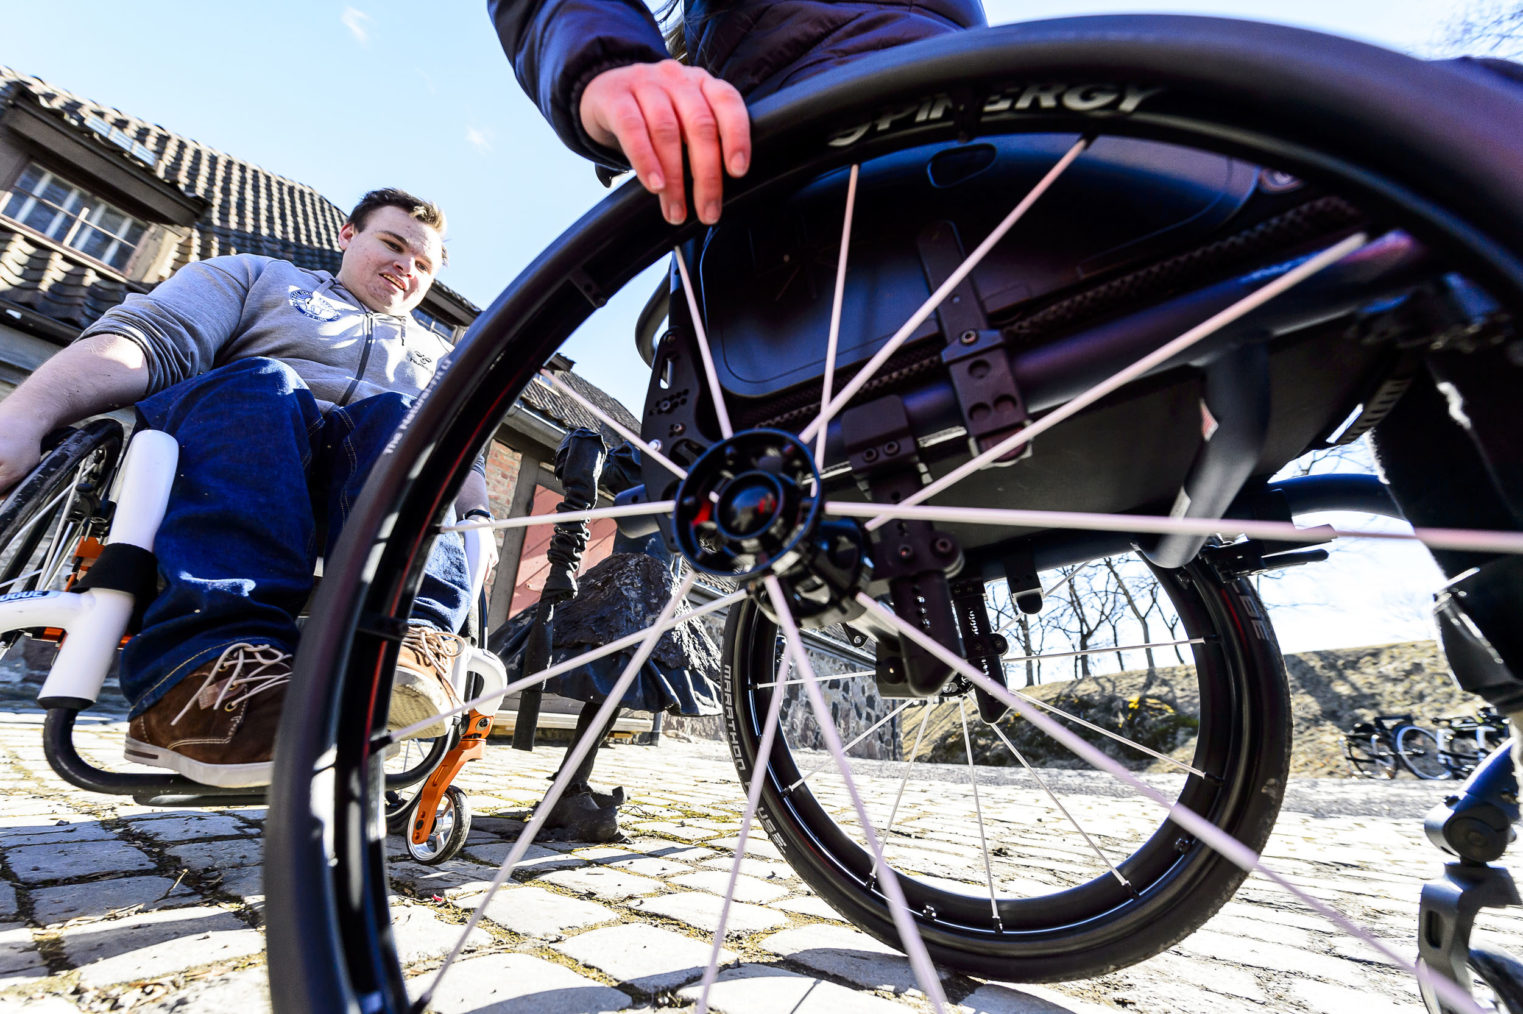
[69,543,158,634]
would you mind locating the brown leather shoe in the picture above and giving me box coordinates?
[389,625,464,739]
[123,642,291,788]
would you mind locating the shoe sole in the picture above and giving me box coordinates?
[124,737,272,789]
[389,669,453,739]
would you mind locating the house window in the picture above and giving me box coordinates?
[412,307,457,341]
[1,164,148,272]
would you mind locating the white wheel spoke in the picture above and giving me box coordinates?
[853,591,1487,1014]
[859,231,1371,531]
[417,573,699,1011]
[785,698,918,792]
[533,370,689,481]
[756,667,872,689]
[870,702,935,879]
[988,723,1129,888]
[1002,637,1203,667]
[379,586,743,744]
[673,246,733,439]
[696,654,792,1014]
[826,499,1523,558]
[801,138,1090,447]
[957,700,1001,922]
[440,499,673,533]
[765,577,949,1014]
[816,163,860,464]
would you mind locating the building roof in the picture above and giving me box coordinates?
[0,67,644,437]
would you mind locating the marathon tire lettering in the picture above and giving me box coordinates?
[828,83,1165,148]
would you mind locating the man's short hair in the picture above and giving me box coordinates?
[346,188,449,265]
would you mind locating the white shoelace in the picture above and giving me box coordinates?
[173,641,293,725]
[402,627,464,684]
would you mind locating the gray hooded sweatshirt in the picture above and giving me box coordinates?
[79,253,453,410]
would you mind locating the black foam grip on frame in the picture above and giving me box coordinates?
[69,543,158,634]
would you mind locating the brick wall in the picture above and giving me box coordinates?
[483,440,521,559]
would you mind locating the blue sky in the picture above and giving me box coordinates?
[3,1,1479,651]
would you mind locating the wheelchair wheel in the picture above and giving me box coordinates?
[0,419,124,601]
[1442,733,1486,779]
[265,16,1523,1011]
[1397,725,1451,780]
[1346,734,1399,780]
[725,550,1288,980]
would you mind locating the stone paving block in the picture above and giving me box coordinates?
[631,891,788,937]
[0,822,118,848]
[700,854,798,881]
[759,924,946,995]
[0,883,16,921]
[5,839,155,884]
[411,951,631,1013]
[537,865,663,901]
[618,840,718,862]
[0,997,83,1013]
[958,982,1116,1014]
[1133,952,1265,1002]
[677,963,907,1014]
[709,836,784,861]
[165,837,262,873]
[631,820,722,842]
[127,813,249,843]
[136,965,272,1014]
[463,841,586,874]
[587,852,697,876]
[0,922,48,986]
[554,922,735,993]
[772,896,845,921]
[670,870,790,904]
[451,885,615,940]
[207,865,264,907]
[391,862,508,901]
[31,875,198,925]
[1289,977,1416,1013]
[389,902,491,966]
[1175,928,1366,987]
[61,905,263,988]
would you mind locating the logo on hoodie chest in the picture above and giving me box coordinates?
[289,289,343,322]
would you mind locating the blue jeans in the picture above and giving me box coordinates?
[120,358,470,715]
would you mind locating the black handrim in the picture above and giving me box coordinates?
[265,17,1523,1011]
[724,555,1288,979]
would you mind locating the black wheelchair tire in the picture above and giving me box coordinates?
[265,17,1523,1011]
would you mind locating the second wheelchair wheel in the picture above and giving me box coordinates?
[0,419,124,601]
[1396,725,1451,780]
[724,551,1289,981]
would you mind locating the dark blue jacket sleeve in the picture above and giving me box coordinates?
[488,0,669,169]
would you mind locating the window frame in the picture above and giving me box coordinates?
[1,162,151,273]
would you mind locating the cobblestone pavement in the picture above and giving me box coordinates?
[0,704,1520,1014]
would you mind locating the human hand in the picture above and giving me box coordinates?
[579,60,751,226]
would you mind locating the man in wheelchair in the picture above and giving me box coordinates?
[0,188,493,788]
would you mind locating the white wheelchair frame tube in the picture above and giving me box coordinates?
[0,431,179,705]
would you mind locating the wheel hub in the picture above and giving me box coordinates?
[674,429,867,627]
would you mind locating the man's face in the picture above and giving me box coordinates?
[336,205,444,315]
